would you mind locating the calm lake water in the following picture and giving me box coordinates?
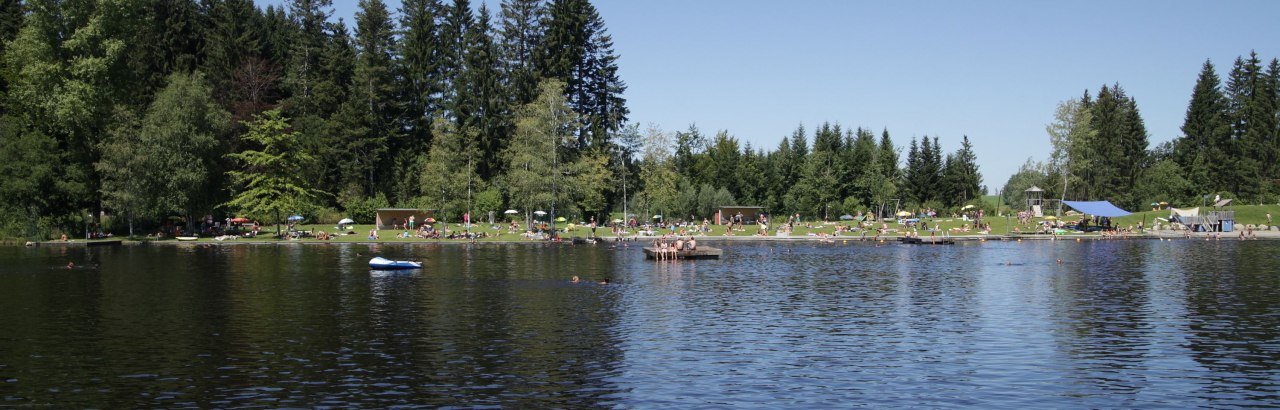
[1,240,1278,408]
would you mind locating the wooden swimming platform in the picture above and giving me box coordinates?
[899,237,955,245]
[643,246,723,260]
[40,239,123,247]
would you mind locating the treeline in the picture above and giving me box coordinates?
[0,0,628,237]
[0,0,991,239]
[1003,52,1280,211]
[631,122,983,222]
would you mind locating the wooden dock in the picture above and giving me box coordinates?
[40,239,124,247]
[899,237,955,245]
[643,246,723,260]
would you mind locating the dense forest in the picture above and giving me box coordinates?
[0,0,1271,240]
[0,0,989,238]
[1003,52,1280,213]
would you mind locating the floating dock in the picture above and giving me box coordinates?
[643,246,723,260]
[39,239,123,247]
[899,237,955,245]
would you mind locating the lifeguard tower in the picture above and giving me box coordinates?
[1025,186,1045,217]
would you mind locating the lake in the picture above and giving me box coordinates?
[1,240,1278,407]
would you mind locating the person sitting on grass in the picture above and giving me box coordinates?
[367,229,378,240]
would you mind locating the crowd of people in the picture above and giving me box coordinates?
[650,236,698,261]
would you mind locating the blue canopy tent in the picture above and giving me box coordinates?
[1062,201,1132,217]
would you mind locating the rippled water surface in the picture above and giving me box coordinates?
[2,240,1279,407]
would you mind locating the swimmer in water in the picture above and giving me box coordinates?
[571,275,580,283]
[66,261,75,269]
[599,278,610,285]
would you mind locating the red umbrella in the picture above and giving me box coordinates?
[230,217,250,224]
[425,218,436,224]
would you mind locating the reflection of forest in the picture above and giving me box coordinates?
[1180,243,1280,401]
[0,244,624,407]
[4,241,1280,406]
[1046,241,1156,396]
[1044,241,1280,403]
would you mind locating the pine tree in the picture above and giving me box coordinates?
[261,5,293,65]
[1089,85,1125,201]
[705,130,741,196]
[579,3,626,149]
[458,4,510,181]
[396,0,445,195]
[335,0,398,196]
[1224,52,1275,199]
[498,0,544,107]
[765,136,792,213]
[1117,96,1149,208]
[904,137,921,204]
[846,127,876,204]
[1175,60,1231,192]
[878,129,899,181]
[673,124,706,184]
[202,0,266,107]
[143,0,203,83]
[438,0,472,118]
[285,0,336,117]
[950,135,981,206]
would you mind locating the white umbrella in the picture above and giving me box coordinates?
[338,218,354,225]
[652,215,663,219]
[961,205,976,210]
[534,210,547,216]
[504,209,518,214]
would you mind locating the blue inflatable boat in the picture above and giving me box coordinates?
[369,256,422,270]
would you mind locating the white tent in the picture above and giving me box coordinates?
[1170,207,1199,218]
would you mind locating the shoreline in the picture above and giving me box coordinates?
[29,230,1280,246]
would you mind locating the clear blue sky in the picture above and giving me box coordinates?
[278,0,1280,190]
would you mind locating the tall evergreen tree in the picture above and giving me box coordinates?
[948,135,981,206]
[579,3,627,149]
[201,0,266,108]
[1175,60,1232,192]
[673,124,705,184]
[334,0,398,196]
[458,4,510,181]
[394,0,445,202]
[498,0,544,107]
[438,0,472,118]
[904,137,921,204]
[284,0,335,117]
[1224,53,1275,199]
[878,129,899,181]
